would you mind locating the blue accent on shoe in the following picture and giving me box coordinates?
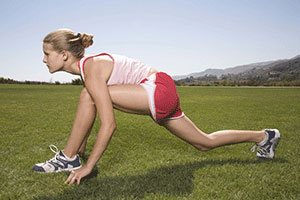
[32,145,82,173]
[32,165,46,172]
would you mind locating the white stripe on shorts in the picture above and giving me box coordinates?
[140,73,157,121]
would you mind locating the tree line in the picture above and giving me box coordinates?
[0,77,83,85]
[174,75,300,87]
[2,75,300,87]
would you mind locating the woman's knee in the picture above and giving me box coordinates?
[80,88,94,104]
[192,136,217,151]
[192,143,212,151]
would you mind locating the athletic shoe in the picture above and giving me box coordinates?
[251,129,280,159]
[32,145,81,173]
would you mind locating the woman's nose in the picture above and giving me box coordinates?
[43,56,47,63]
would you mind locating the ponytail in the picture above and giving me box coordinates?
[43,29,94,58]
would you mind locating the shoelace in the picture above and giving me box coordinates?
[49,144,59,154]
[45,145,64,167]
[250,144,258,152]
[251,144,268,155]
[257,148,268,155]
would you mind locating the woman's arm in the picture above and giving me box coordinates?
[65,57,116,185]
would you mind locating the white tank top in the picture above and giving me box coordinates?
[78,53,152,85]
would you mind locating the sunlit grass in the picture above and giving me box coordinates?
[1,85,299,200]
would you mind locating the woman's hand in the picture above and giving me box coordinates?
[64,166,92,185]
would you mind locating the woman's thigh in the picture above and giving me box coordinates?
[108,84,151,115]
[160,116,211,150]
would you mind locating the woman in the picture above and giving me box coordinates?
[33,29,280,185]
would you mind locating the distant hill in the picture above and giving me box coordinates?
[173,54,300,86]
[172,55,300,80]
[235,55,300,82]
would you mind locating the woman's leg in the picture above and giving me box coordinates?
[106,85,266,151]
[63,88,96,158]
[77,124,94,159]
[160,116,265,151]
[108,84,151,115]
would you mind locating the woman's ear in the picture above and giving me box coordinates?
[62,50,68,61]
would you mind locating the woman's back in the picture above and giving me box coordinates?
[78,53,152,85]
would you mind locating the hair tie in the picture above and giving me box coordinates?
[77,33,81,38]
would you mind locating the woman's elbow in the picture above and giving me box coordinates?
[105,121,117,132]
[111,122,117,132]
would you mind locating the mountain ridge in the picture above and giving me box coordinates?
[172,55,298,80]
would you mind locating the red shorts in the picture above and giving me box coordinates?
[140,72,184,124]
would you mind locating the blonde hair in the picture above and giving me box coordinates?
[43,29,94,58]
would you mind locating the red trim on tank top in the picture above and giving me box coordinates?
[78,56,84,74]
[78,53,115,76]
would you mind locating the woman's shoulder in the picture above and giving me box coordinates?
[83,54,114,82]
[83,53,114,64]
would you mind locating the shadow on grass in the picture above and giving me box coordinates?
[34,158,287,200]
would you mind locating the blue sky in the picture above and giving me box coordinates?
[1,0,300,82]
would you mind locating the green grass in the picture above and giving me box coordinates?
[1,84,300,200]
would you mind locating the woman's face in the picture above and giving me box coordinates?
[43,43,65,73]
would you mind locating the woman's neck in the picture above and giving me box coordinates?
[63,56,81,75]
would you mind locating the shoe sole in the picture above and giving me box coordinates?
[33,165,82,173]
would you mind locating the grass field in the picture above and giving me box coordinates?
[0,84,300,200]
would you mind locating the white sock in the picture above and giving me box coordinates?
[61,150,76,160]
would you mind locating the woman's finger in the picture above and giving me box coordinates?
[77,177,81,185]
[70,174,78,185]
[64,173,73,184]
